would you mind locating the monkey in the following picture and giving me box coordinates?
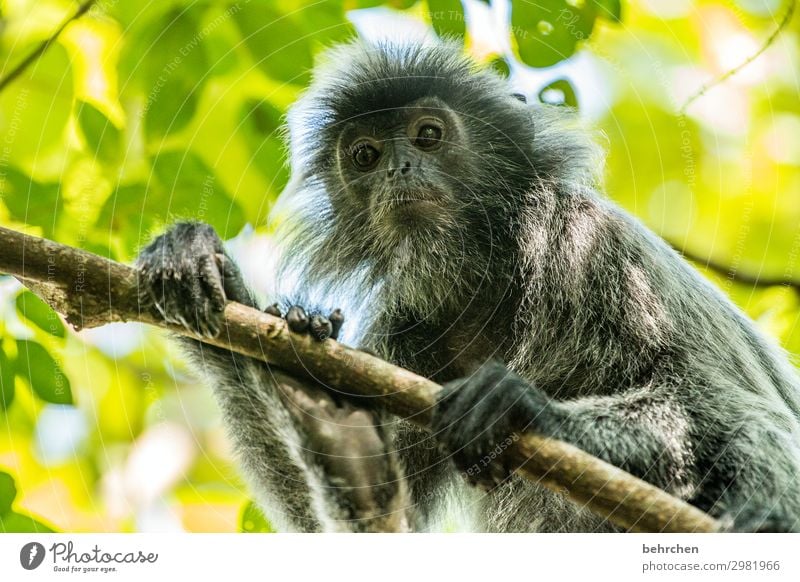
[136,40,800,532]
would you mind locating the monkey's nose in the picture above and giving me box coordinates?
[387,161,411,178]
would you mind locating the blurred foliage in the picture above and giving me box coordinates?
[0,470,54,532]
[0,0,798,532]
[239,499,274,533]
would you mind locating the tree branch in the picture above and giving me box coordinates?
[0,0,97,93]
[670,242,800,293]
[0,225,722,533]
[680,0,796,113]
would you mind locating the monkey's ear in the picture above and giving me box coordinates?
[512,93,527,103]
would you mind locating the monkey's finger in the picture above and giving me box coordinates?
[215,253,249,305]
[200,254,227,312]
[286,305,310,333]
[197,288,222,338]
[144,285,169,321]
[328,308,345,340]
[163,265,222,337]
[309,314,333,341]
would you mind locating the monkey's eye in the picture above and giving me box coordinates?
[414,124,443,150]
[351,142,380,170]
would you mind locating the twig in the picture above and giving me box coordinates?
[0,225,722,533]
[0,0,97,93]
[671,243,800,293]
[681,0,796,113]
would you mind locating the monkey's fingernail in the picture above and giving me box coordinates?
[309,315,332,341]
[329,308,344,340]
[286,305,309,333]
[264,303,282,317]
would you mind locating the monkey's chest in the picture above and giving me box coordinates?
[387,323,505,383]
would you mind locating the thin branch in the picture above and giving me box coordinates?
[0,225,722,533]
[0,0,97,93]
[681,0,796,113]
[670,242,800,293]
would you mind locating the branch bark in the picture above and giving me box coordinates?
[0,225,722,533]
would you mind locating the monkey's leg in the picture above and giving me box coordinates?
[182,342,408,532]
[272,367,409,532]
[391,420,463,531]
[181,344,326,531]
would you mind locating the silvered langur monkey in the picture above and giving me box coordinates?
[136,41,800,532]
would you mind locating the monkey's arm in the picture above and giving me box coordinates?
[136,222,407,532]
[432,362,693,494]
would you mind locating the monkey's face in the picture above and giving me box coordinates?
[285,42,540,305]
[332,97,473,236]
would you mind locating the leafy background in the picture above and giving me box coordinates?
[0,0,798,532]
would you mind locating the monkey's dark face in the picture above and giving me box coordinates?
[288,42,541,302]
[332,96,473,234]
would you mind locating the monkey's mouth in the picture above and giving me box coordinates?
[385,198,445,226]
[386,190,445,212]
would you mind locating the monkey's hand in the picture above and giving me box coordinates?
[136,222,252,337]
[432,361,556,490]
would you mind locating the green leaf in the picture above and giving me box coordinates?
[151,151,247,239]
[199,6,240,77]
[234,3,314,85]
[0,43,73,163]
[104,1,176,30]
[0,511,54,533]
[16,291,66,338]
[538,78,578,107]
[347,0,418,8]
[0,345,16,412]
[77,101,123,164]
[389,0,419,8]
[511,0,597,68]
[119,8,210,139]
[296,1,354,46]
[15,340,73,405]
[346,0,386,8]
[241,99,283,136]
[239,500,274,533]
[0,167,62,238]
[235,1,352,85]
[239,100,290,196]
[428,0,466,39]
[593,0,621,22]
[0,471,16,515]
[95,184,156,258]
[98,150,247,254]
[489,56,511,78]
